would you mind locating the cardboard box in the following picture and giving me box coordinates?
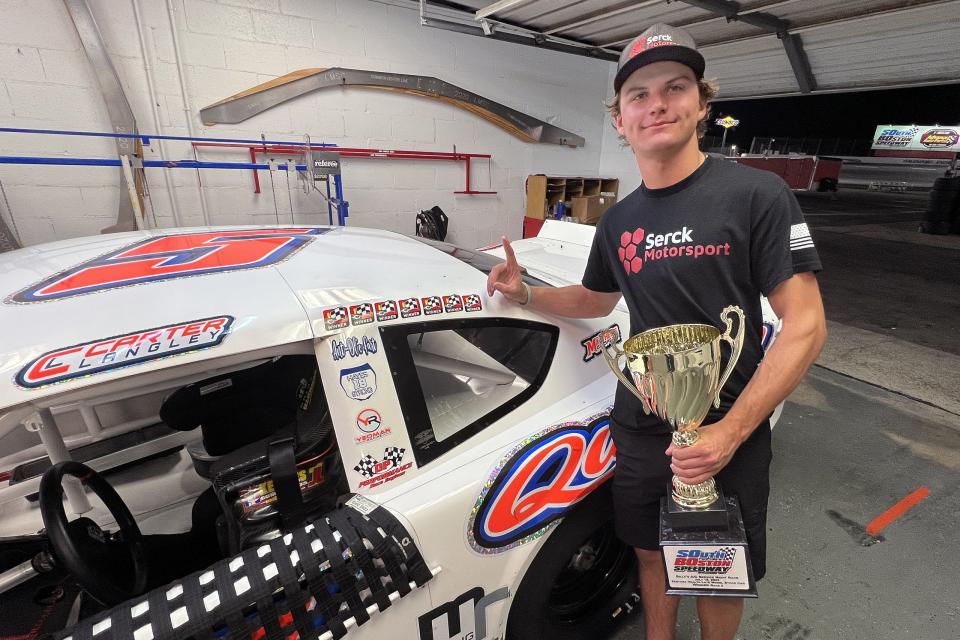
[571,195,615,224]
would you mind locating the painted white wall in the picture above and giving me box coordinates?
[0,0,641,248]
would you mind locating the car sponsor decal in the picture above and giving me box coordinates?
[400,297,422,318]
[581,324,622,362]
[350,303,374,326]
[468,414,615,553]
[16,316,233,389]
[323,306,349,331]
[417,586,510,640]
[443,294,463,313]
[331,335,378,361]
[422,296,443,315]
[355,446,413,489]
[355,408,394,443]
[9,228,328,303]
[339,363,377,400]
[238,460,325,515]
[375,300,398,322]
[322,294,482,330]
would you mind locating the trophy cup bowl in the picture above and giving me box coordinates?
[601,306,745,511]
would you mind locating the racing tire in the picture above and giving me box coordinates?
[506,482,640,640]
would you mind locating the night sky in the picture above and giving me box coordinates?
[708,84,960,151]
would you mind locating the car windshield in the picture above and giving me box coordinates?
[410,237,553,287]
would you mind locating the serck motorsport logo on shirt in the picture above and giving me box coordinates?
[618,226,730,274]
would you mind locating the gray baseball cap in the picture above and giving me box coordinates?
[614,23,705,92]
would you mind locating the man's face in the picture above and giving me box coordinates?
[615,61,706,156]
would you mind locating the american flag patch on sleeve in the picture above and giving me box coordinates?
[790,223,814,251]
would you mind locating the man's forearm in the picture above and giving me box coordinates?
[526,284,616,319]
[722,316,827,443]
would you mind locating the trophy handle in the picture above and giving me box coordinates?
[600,340,650,409]
[714,305,745,408]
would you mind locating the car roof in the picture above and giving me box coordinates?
[0,225,488,409]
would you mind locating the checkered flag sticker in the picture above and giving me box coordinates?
[323,306,348,330]
[383,446,405,468]
[375,300,398,322]
[354,454,379,478]
[400,297,421,318]
[719,547,737,561]
[463,293,482,312]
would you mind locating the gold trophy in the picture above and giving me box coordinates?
[602,306,758,597]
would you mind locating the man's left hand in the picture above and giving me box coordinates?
[665,421,743,485]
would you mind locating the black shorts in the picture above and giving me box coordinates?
[609,417,772,581]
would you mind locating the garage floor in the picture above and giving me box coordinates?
[611,188,960,640]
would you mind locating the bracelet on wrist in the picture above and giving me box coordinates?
[520,281,532,306]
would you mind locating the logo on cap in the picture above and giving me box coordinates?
[630,33,674,58]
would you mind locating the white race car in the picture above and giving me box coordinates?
[0,221,779,640]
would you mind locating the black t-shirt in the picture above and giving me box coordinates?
[582,155,822,434]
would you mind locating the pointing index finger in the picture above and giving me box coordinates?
[501,236,518,265]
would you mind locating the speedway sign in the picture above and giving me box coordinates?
[871,125,960,152]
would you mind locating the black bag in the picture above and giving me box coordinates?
[416,205,449,241]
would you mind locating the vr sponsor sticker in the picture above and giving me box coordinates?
[375,300,398,322]
[17,316,233,389]
[443,295,463,313]
[323,307,348,331]
[356,408,383,433]
[340,363,377,400]
[581,324,622,362]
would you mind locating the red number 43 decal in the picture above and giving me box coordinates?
[10,228,329,303]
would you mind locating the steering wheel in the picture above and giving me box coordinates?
[39,461,148,606]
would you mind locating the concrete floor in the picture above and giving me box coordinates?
[611,188,960,640]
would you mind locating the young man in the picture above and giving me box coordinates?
[486,23,827,640]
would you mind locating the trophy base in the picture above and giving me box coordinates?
[658,495,757,598]
[664,484,729,530]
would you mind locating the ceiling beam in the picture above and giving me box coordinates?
[780,32,816,93]
[675,0,816,94]
[543,0,660,36]
[474,0,534,20]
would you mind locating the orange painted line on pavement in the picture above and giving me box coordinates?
[866,487,930,537]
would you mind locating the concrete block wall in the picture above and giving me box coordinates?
[0,0,641,248]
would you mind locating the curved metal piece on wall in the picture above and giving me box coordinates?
[63,0,141,232]
[200,67,585,148]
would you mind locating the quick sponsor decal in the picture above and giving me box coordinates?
[330,336,378,361]
[463,294,482,312]
[442,295,463,313]
[417,587,510,640]
[355,446,413,489]
[350,303,375,326]
[422,296,443,315]
[581,324,622,362]
[375,300,399,322]
[673,547,737,574]
[400,297,422,318]
[17,316,233,389]
[618,226,730,274]
[920,128,959,149]
[340,363,377,400]
[874,126,918,148]
[354,408,392,444]
[469,414,615,552]
[10,228,328,303]
[323,307,348,331]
